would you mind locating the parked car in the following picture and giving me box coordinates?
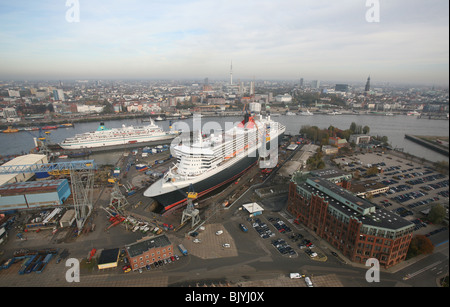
[122,265,131,273]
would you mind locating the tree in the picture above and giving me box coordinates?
[434,161,449,175]
[428,204,446,224]
[407,235,434,259]
[46,103,54,113]
[363,126,370,134]
[100,100,114,114]
[366,166,379,176]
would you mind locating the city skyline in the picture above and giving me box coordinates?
[0,0,448,85]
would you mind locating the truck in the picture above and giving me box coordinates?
[178,244,188,256]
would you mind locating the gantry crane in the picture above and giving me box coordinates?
[180,184,201,229]
[0,160,97,231]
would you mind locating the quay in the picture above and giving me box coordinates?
[405,134,449,156]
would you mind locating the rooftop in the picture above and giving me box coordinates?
[0,179,68,196]
[125,234,172,258]
[297,176,413,231]
[97,248,120,265]
[310,168,351,180]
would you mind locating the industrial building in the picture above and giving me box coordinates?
[97,248,120,270]
[348,180,390,198]
[287,170,414,268]
[125,234,173,270]
[59,209,76,227]
[242,202,264,217]
[278,144,319,178]
[349,134,372,145]
[0,179,71,212]
[0,154,48,186]
[322,145,339,155]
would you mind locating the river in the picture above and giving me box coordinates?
[0,114,448,164]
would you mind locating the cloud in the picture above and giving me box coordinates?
[0,0,448,84]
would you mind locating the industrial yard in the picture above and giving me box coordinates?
[0,133,448,287]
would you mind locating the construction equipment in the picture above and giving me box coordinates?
[109,183,130,214]
[105,214,125,231]
[88,248,96,263]
[0,160,97,231]
[180,184,201,229]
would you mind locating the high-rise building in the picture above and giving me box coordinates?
[299,78,304,88]
[365,76,371,92]
[311,80,320,89]
[250,81,255,96]
[230,61,233,85]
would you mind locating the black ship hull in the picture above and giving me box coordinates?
[153,154,259,211]
[152,133,284,211]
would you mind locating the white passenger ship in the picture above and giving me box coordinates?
[144,114,286,210]
[59,119,179,151]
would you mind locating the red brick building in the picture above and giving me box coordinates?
[288,172,414,268]
[125,234,174,270]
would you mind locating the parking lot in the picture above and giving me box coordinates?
[236,210,328,263]
[333,152,449,239]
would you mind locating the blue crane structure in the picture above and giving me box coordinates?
[0,160,97,231]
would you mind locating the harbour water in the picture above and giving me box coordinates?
[0,114,448,164]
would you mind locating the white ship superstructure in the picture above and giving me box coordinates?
[60,119,179,150]
[144,114,286,210]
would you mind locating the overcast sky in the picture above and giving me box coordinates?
[0,0,448,85]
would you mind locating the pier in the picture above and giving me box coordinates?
[404,134,449,156]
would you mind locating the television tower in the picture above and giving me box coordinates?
[230,60,233,85]
[365,75,371,92]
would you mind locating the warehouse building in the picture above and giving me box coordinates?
[59,209,76,227]
[0,179,71,211]
[288,170,414,269]
[97,248,120,270]
[0,154,48,186]
[125,234,173,271]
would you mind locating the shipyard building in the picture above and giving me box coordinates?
[287,170,414,268]
[0,179,71,211]
[0,154,48,186]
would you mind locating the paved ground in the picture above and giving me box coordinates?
[182,224,238,259]
[0,149,447,288]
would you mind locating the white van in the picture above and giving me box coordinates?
[290,273,301,279]
[216,230,223,235]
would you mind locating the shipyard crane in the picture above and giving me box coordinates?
[0,160,97,231]
[180,184,201,229]
[108,182,130,214]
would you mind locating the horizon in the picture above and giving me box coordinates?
[1,77,448,89]
[0,0,449,86]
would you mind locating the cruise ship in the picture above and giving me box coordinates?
[144,114,286,210]
[59,119,179,151]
